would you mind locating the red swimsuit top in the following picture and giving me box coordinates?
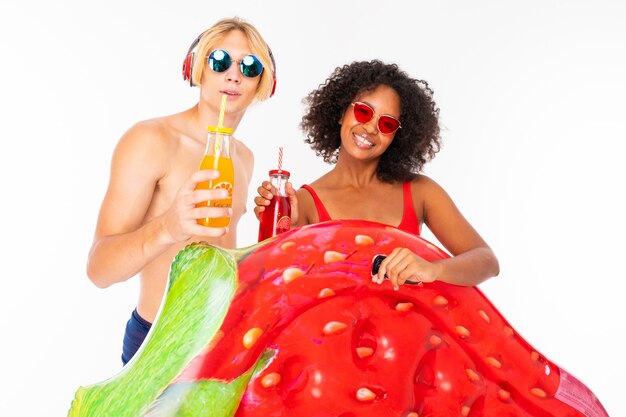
[300,182,421,235]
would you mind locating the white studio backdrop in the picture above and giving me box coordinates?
[0,1,624,415]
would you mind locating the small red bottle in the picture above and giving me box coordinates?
[258,169,291,242]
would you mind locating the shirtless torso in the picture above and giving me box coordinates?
[91,108,253,322]
[88,22,274,364]
[134,113,252,322]
[88,27,263,327]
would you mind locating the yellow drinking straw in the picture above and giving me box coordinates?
[218,94,227,128]
[215,94,227,153]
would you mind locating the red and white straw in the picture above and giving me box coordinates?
[278,146,283,170]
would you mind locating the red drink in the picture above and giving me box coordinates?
[258,169,291,242]
[258,196,291,241]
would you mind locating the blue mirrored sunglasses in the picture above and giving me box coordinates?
[207,49,264,78]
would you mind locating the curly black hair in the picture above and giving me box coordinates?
[300,60,441,183]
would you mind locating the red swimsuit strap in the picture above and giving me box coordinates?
[301,182,420,235]
[300,184,332,222]
[397,181,421,235]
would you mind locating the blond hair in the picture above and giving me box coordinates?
[191,17,274,101]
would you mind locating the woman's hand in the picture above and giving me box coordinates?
[253,181,299,224]
[374,247,441,290]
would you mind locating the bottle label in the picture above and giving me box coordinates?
[276,216,291,233]
[213,181,234,197]
[555,368,608,417]
[210,201,232,208]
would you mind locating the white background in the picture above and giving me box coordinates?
[1,1,624,415]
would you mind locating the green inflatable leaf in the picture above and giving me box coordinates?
[69,243,240,417]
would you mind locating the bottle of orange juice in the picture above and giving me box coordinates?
[196,126,234,227]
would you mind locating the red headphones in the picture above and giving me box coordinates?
[181,31,277,97]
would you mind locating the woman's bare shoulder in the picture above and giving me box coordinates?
[410,174,446,194]
[296,185,315,201]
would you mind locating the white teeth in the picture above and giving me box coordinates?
[354,134,373,147]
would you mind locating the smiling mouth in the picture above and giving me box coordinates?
[220,90,240,97]
[353,133,374,148]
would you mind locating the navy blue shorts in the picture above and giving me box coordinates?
[121,308,152,365]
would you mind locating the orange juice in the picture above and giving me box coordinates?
[196,126,234,227]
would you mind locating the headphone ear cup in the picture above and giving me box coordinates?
[270,77,276,98]
[267,47,277,97]
[182,52,195,86]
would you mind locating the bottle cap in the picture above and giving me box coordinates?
[207,126,234,134]
[269,169,290,178]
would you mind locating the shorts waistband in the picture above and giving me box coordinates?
[131,308,152,330]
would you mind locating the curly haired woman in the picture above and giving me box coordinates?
[256,60,499,289]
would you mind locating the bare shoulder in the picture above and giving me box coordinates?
[411,173,438,188]
[409,174,457,222]
[111,116,182,181]
[296,186,315,205]
[410,174,448,196]
[118,117,177,154]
